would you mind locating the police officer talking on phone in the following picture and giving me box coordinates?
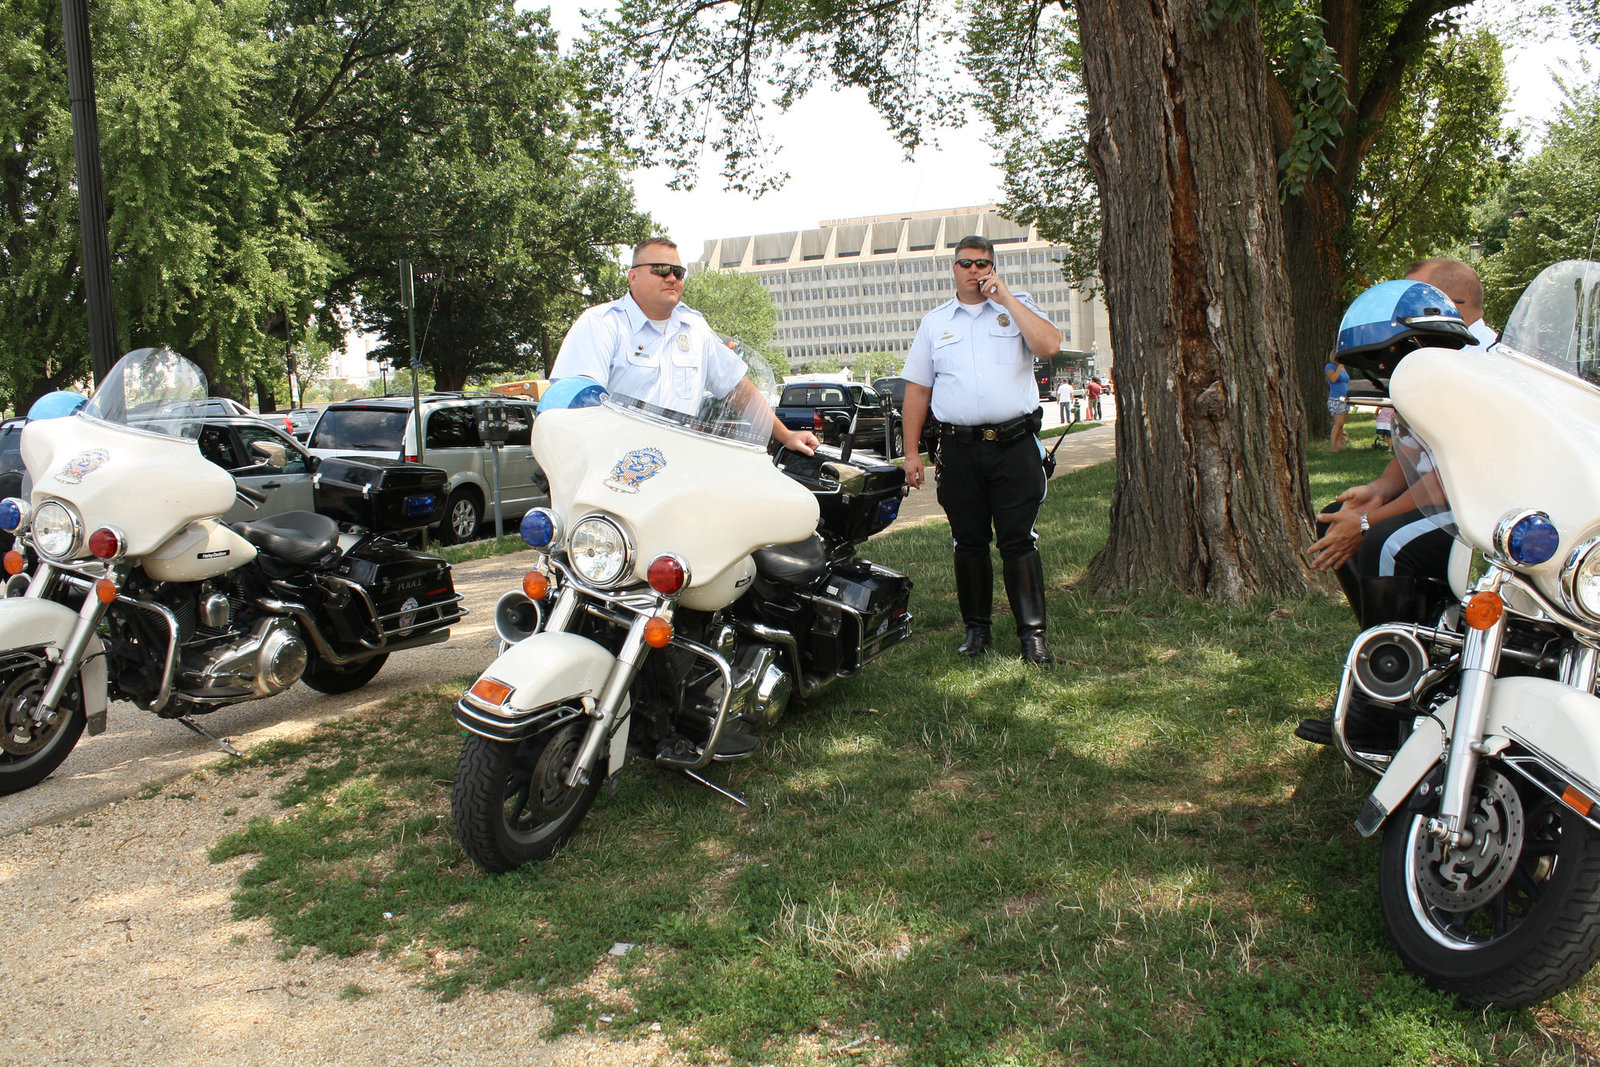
[898,236,1062,666]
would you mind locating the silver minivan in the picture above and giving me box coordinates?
[306,393,548,543]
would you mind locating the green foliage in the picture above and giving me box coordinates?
[1477,77,1600,324]
[1348,31,1517,292]
[201,437,1600,1065]
[1273,16,1350,198]
[682,269,783,368]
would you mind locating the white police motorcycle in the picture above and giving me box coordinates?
[1326,260,1600,1007]
[0,347,465,794]
[451,366,914,872]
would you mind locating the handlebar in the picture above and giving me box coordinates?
[235,484,268,508]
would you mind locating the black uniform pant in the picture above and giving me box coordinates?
[936,433,1046,560]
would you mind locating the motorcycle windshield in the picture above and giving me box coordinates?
[80,346,211,440]
[1392,418,1458,538]
[1495,259,1600,390]
[603,334,779,449]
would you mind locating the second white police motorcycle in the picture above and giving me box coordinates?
[451,369,914,872]
[1330,259,1600,1007]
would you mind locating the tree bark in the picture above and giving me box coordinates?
[1283,175,1348,440]
[1073,0,1315,602]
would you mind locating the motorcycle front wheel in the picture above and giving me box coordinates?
[0,655,86,795]
[451,721,602,872]
[1379,761,1600,1008]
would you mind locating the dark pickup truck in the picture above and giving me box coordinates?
[774,380,904,458]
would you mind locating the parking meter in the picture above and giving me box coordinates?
[479,401,508,536]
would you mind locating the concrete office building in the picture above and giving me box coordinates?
[690,205,1112,380]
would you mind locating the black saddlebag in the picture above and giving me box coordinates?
[816,462,907,544]
[327,538,463,642]
[804,559,914,676]
[314,457,447,532]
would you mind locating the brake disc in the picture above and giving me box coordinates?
[1413,765,1527,912]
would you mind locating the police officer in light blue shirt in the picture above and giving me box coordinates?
[899,235,1061,665]
[551,237,819,455]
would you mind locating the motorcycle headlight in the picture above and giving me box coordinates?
[568,515,630,587]
[1561,536,1600,622]
[32,500,82,560]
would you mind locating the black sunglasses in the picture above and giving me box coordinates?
[954,258,993,270]
[633,262,686,280]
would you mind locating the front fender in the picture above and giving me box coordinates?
[0,597,110,729]
[1355,677,1600,837]
[455,626,619,725]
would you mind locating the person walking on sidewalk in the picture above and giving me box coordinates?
[897,235,1061,666]
[1055,378,1074,424]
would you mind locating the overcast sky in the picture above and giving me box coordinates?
[540,0,1594,257]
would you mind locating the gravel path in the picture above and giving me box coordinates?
[0,760,687,1067]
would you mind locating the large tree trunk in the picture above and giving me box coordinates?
[1283,175,1349,440]
[1074,0,1315,602]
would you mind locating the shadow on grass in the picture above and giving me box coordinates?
[206,452,1598,1066]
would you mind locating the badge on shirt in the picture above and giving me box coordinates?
[676,332,690,351]
[938,330,955,341]
[996,314,1010,327]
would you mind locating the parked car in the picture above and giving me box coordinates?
[283,407,321,442]
[871,375,942,458]
[190,416,322,524]
[306,393,548,543]
[774,380,903,457]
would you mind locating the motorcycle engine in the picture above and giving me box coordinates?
[178,616,309,700]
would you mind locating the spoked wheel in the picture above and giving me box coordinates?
[1379,761,1600,1007]
[0,656,86,795]
[301,652,387,695]
[452,721,602,872]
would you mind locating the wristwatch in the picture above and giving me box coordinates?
[1359,513,1370,533]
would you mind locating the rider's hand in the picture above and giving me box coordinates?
[904,452,926,490]
[1308,505,1367,571]
[786,429,819,456]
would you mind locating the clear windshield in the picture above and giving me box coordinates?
[1391,416,1457,538]
[81,347,211,440]
[1495,259,1600,389]
[604,333,779,448]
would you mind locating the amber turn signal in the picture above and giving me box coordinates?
[643,616,674,649]
[93,578,117,604]
[469,677,514,706]
[1463,590,1504,630]
[522,571,549,601]
[2,551,23,576]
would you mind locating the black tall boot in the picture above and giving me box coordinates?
[1003,551,1054,666]
[953,553,992,657]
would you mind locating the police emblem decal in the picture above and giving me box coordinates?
[997,313,1011,327]
[604,447,667,494]
[675,332,690,351]
[54,448,112,485]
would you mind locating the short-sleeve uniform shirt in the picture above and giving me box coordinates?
[900,294,1052,426]
[551,295,747,415]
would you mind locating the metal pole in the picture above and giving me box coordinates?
[399,260,425,465]
[62,0,118,383]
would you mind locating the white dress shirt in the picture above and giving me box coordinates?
[900,294,1052,426]
[552,294,747,415]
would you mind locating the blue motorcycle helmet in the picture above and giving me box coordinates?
[26,390,89,421]
[537,376,607,414]
[1334,279,1474,391]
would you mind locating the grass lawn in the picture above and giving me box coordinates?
[205,413,1600,1065]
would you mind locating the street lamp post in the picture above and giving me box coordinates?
[62,0,118,383]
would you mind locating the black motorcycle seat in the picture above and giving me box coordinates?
[231,510,340,565]
[753,533,829,587]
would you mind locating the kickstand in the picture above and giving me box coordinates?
[177,716,243,757]
[681,768,747,807]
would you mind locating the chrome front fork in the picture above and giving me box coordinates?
[1428,590,1508,848]
[36,562,119,721]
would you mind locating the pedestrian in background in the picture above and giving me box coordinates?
[1086,377,1103,420]
[1056,378,1074,424]
[897,236,1061,666]
[1325,355,1350,451]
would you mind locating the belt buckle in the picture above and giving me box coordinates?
[982,428,997,441]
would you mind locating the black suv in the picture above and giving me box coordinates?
[307,393,548,543]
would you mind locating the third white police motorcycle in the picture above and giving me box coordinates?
[1330,259,1600,1007]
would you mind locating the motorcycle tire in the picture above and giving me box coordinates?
[451,722,602,873]
[301,652,388,695]
[0,657,87,795]
[1378,761,1600,1008]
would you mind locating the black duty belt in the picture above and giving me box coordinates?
[941,409,1043,445]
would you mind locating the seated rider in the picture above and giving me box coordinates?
[1297,277,1478,749]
